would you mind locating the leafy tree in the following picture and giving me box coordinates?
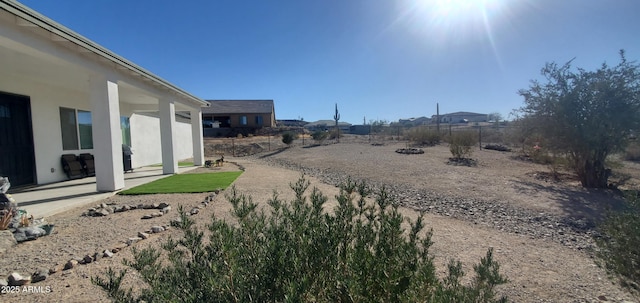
[487,112,502,123]
[517,50,640,188]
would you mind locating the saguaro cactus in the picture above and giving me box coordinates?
[334,103,340,142]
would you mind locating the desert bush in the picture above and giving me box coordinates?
[480,127,505,145]
[311,130,329,145]
[94,177,508,303]
[281,131,297,145]
[449,131,477,159]
[595,191,640,293]
[329,128,341,140]
[407,127,441,146]
[0,209,13,230]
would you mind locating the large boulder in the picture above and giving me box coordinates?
[13,226,47,242]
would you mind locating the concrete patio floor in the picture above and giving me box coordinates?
[9,166,199,219]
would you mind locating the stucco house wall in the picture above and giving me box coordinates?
[0,1,207,191]
[130,114,194,168]
[0,68,94,184]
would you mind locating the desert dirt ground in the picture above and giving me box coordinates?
[1,135,639,302]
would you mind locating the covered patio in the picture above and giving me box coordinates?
[0,1,208,193]
[11,165,199,218]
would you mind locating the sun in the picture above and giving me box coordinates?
[396,0,511,52]
[429,0,498,18]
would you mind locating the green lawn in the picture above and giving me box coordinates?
[118,171,242,195]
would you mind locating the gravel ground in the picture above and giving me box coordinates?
[1,135,638,302]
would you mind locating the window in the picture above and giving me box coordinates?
[240,116,247,125]
[78,110,93,149]
[121,116,131,147]
[255,115,263,126]
[0,104,10,118]
[59,107,93,150]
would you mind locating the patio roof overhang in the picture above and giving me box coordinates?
[0,0,209,110]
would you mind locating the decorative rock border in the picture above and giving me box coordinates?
[84,202,172,219]
[1,191,221,290]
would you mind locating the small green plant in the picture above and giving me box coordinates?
[95,176,508,302]
[595,191,640,294]
[449,131,477,159]
[281,131,297,145]
[311,130,328,145]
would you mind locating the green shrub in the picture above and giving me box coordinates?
[407,127,441,146]
[449,131,477,159]
[94,177,508,302]
[281,131,298,145]
[595,191,640,292]
[311,130,329,144]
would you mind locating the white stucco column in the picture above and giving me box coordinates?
[159,98,178,174]
[90,77,125,192]
[190,108,204,166]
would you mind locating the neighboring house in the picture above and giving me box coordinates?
[431,112,488,124]
[304,120,352,133]
[0,1,208,192]
[396,116,431,127]
[203,100,276,134]
[277,119,308,127]
[349,125,371,135]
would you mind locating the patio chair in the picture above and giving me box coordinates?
[78,153,95,176]
[61,154,84,180]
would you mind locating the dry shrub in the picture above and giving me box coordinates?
[0,210,12,230]
[449,131,477,159]
[407,127,440,146]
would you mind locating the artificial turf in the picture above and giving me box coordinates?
[118,171,242,195]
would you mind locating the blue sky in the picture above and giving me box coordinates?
[18,0,640,124]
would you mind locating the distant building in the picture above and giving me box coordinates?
[304,120,352,133]
[396,116,431,127]
[277,119,308,127]
[350,125,371,135]
[203,100,276,136]
[432,112,487,124]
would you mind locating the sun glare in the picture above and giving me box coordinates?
[394,0,515,65]
[430,0,498,18]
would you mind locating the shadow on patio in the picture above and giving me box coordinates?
[9,166,199,218]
